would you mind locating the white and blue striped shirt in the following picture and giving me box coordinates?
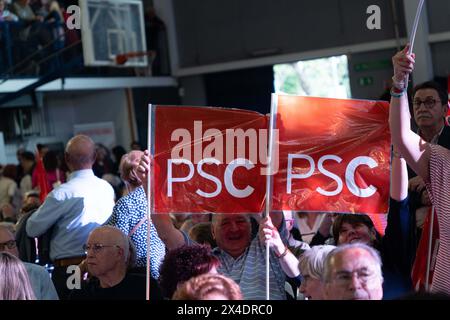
[184,216,288,300]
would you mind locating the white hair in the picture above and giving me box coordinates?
[298,245,336,280]
[323,243,383,283]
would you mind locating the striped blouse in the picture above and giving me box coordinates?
[427,144,450,295]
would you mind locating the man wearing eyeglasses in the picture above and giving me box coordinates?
[409,82,450,203]
[69,226,162,300]
[0,225,58,299]
[323,243,383,300]
[407,81,450,291]
[26,135,115,299]
[411,82,449,146]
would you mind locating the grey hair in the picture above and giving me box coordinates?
[322,243,383,283]
[211,214,251,225]
[93,226,130,263]
[298,245,336,280]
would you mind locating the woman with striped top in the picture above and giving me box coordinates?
[390,45,450,295]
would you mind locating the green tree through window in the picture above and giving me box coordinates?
[274,55,351,98]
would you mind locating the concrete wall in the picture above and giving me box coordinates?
[44,89,134,150]
[172,0,406,68]
[167,0,449,102]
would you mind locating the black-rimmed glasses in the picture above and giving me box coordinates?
[413,98,441,110]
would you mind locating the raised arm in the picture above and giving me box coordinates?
[389,45,431,181]
[137,150,185,250]
[259,216,300,278]
[384,145,414,277]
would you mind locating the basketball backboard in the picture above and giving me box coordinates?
[80,0,148,67]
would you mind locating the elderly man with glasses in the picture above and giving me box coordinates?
[323,243,384,300]
[0,225,58,299]
[69,226,162,300]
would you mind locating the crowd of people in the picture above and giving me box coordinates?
[0,0,73,75]
[1,46,450,301]
[0,0,167,76]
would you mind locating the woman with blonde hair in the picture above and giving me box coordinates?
[106,150,165,279]
[172,273,243,300]
[0,252,35,300]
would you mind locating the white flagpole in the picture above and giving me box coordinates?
[406,0,433,292]
[408,0,425,55]
[265,94,278,300]
[146,104,153,301]
[404,0,425,86]
[425,206,434,292]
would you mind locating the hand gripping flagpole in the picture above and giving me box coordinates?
[265,94,278,300]
[146,104,153,301]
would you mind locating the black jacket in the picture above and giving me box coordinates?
[15,209,53,265]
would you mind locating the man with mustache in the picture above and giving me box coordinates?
[409,82,450,205]
[407,82,450,291]
[409,82,450,213]
[411,82,449,148]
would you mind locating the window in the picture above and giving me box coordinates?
[274,55,351,98]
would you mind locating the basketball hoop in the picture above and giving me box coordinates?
[114,51,156,66]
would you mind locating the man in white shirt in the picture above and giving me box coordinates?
[26,135,115,299]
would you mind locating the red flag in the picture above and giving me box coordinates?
[272,96,390,234]
[153,105,268,214]
[34,152,49,202]
[411,207,440,291]
[151,98,391,229]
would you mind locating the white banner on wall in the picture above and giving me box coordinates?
[73,122,116,148]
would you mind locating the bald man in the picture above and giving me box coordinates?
[0,226,58,300]
[26,135,115,299]
[69,226,162,300]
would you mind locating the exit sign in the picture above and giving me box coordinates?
[354,60,391,72]
[358,77,374,86]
